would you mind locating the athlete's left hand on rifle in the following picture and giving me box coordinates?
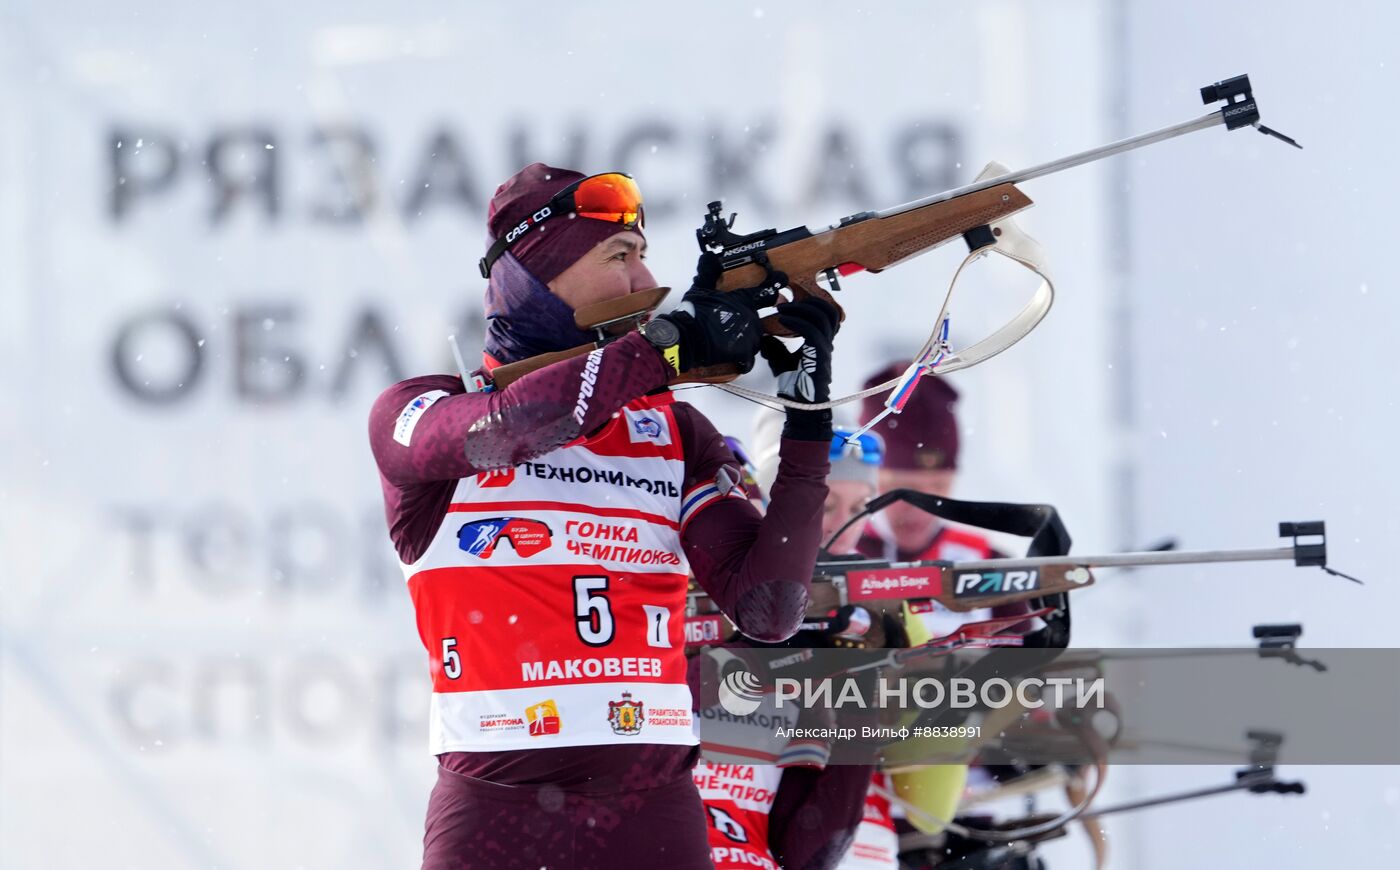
[761,295,841,441]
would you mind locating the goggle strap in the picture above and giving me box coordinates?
[479,234,513,279]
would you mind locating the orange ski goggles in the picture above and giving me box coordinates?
[479,172,644,278]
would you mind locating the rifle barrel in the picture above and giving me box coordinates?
[877,110,1224,218]
[948,545,1297,572]
[818,545,1299,576]
[1080,774,1273,820]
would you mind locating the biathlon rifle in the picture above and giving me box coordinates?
[894,726,1304,868]
[491,74,1299,392]
[685,487,1358,653]
[846,625,1312,861]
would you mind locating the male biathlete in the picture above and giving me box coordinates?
[368,164,840,870]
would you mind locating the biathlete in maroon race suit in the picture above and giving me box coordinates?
[369,164,842,870]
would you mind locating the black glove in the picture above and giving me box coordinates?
[656,252,784,374]
[760,296,840,441]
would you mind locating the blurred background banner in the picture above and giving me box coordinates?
[0,1,1395,868]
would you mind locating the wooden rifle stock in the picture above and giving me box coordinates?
[713,182,1033,319]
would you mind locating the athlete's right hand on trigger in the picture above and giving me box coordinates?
[656,252,787,374]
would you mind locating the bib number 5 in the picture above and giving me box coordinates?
[441,637,462,680]
[573,575,614,646]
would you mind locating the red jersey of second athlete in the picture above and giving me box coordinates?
[404,395,706,753]
[858,523,997,564]
[693,761,782,870]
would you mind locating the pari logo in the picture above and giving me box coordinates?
[456,517,553,558]
[525,699,561,737]
[717,669,765,716]
[952,570,1040,597]
[607,692,646,735]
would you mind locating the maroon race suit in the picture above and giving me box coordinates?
[370,332,830,870]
